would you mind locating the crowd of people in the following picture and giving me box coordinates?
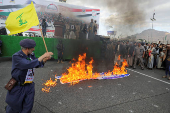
[37,12,98,39]
[37,12,85,38]
[0,15,7,20]
[104,40,170,79]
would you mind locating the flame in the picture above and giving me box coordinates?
[60,53,100,85]
[60,53,128,85]
[118,55,121,60]
[42,78,57,93]
[42,87,50,93]
[104,56,128,76]
[43,78,57,87]
[42,53,129,92]
[72,58,76,61]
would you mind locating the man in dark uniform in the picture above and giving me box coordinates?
[88,19,95,40]
[41,19,48,37]
[82,23,87,39]
[5,38,53,113]
[57,40,64,63]
[93,20,97,33]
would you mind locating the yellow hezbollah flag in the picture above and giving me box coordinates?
[5,2,39,35]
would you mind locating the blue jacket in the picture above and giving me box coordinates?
[6,50,44,112]
[11,50,44,84]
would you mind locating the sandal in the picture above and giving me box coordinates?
[162,76,167,78]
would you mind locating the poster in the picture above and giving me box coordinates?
[0,0,100,38]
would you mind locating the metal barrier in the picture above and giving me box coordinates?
[0,35,102,60]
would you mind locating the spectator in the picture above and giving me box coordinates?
[115,41,120,62]
[127,42,134,67]
[157,48,165,69]
[133,43,145,70]
[157,41,161,47]
[162,45,170,79]
[147,44,157,69]
[120,42,126,59]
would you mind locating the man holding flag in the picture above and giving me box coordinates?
[5,2,53,113]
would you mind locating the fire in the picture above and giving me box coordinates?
[60,53,100,85]
[118,55,121,60]
[42,78,57,93]
[60,53,128,85]
[104,56,128,76]
[42,87,50,93]
[42,53,129,92]
[43,78,57,87]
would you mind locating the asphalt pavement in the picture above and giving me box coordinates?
[0,60,170,113]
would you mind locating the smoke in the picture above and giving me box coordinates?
[104,0,147,36]
[67,0,151,36]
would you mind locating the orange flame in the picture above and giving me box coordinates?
[42,78,57,93]
[118,55,121,60]
[60,53,128,85]
[104,59,128,76]
[42,87,50,93]
[60,53,100,85]
[42,53,129,91]
[43,78,57,87]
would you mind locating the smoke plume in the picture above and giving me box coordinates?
[104,0,147,36]
[68,0,149,36]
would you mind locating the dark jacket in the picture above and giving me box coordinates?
[11,50,44,83]
[57,43,64,52]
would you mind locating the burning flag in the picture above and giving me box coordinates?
[57,53,129,85]
[42,53,130,93]
[98,59,129,79]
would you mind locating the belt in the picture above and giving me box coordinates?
[17,82,33,86]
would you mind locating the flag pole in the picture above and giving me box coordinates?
[38,24,48,52]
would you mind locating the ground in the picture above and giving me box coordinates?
[0,59,170,113]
